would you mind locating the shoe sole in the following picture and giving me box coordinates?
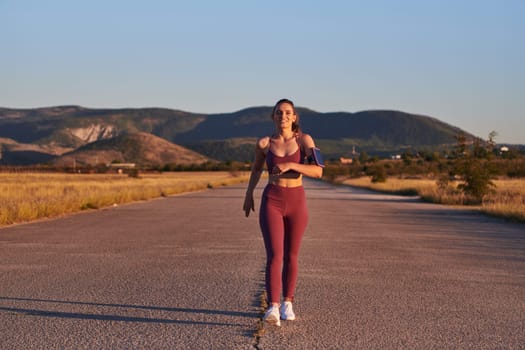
[264,315,281,326]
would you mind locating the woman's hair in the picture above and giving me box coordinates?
[271,98,301,133]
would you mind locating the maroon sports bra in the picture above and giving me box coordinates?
[265,138,305,170]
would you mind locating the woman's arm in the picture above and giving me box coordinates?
[243,137,268,217]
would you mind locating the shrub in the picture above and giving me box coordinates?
[127,169,140,178]
[455,158,496,203]
[368,164,387,183]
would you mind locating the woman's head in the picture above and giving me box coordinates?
[271,98,300,132]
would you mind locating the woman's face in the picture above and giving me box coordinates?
[273,102,296,130]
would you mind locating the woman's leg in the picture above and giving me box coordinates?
[282,187,308,301]
[259,186,285,304]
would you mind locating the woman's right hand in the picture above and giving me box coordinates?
[243,193,255,217]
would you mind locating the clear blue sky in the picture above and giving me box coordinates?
[1,0,524,143]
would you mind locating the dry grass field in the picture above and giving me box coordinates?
[343,177,525,222]
[0,171,249,226]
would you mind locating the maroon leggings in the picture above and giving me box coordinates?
[259,184,309,304]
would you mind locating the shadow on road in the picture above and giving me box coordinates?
[0,296,256,327]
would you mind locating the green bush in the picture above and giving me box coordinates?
[455,158,495,203]
[367,164,387,183]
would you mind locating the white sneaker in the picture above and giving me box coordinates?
[280,301,296,321]
[263,305,281,326]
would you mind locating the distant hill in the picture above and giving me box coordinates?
[0,106,205,145]
[0,137,73,165]
[51,132,211,167]
[0,105,480,164]
[179,107,470,160]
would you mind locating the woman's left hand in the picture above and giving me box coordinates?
[271,162,293,175]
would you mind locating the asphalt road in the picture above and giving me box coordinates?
[1,179,524,349]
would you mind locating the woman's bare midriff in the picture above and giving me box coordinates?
[268,173,303,188]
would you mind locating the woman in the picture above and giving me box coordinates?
[243,98,323,326]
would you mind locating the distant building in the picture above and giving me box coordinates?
[339,145,358,164]
[108,163,136,168]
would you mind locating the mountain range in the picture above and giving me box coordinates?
[0,105,479,166]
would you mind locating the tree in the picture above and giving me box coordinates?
[366,164,387,183]
[401,151,413,166]
[452,132,497,203]
[453,132,468,158]
[359,151,369,164]
[487,130,497,157]
[472,139,488,159]
[455,157,495,202]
